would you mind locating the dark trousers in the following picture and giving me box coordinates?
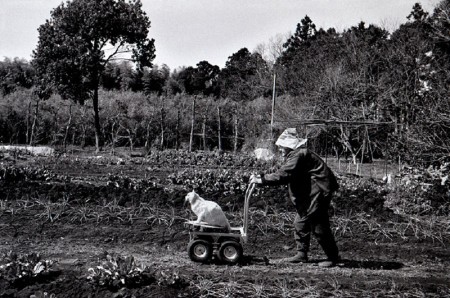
[293,183,339,260]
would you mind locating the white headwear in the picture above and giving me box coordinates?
[275,128,307,149]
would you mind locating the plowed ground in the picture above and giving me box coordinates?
[0,154,449,297]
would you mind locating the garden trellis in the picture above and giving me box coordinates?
[274,118,397,177]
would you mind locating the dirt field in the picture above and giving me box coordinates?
[0,151,449,297]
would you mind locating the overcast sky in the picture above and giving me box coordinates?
[0,0,441,70]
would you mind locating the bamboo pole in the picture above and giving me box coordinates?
[176,110,180,150]
[189,97,196,152]
[111,122,116,154]
[202,114,207,150]
[160,107,165,149]
[144,120,151,154]
[234,110,239,153]
[29,98,40,146]
[71,131,75,155]
[217,106,222,151]
[26,101,31,144]
[271,73,276,140]
[63,104,73,150]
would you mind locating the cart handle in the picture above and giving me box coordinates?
[243,183,256,236]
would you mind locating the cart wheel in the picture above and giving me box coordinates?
[188,239,212,263]
[218,241,243,264]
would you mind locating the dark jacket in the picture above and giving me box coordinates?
[261,148,339,204]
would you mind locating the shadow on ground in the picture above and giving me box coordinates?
[306,258,404,270]
[241,255,404,270]
[338,259,404,270]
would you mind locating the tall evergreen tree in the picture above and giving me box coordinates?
[32,0,155,152]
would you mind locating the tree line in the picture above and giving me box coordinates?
[0,0,449,165]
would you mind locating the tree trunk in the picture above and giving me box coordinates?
[93,86,102,152]
[359,136,366,174]
[132,125,139,151]
[202,114,207,150]
[234,112,239,153]
[175,110,180,150]
[51,110,59,146]
[81,125,87,148]
[271,72,276,140]
[29,98,40,146]
[26,101,31,144]
[71,131,76,154]
[63,104,73,150]
[127,129,134,152]
[339,124,357,164]
[123,124,137,152]
[111,122,116,155]
[160,107,165,149]
[144,121,151,154]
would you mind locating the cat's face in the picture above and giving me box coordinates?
[185,191,198,205]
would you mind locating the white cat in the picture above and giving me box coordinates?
[185,190,231,230]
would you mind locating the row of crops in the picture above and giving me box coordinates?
[1,151,448,217]
[23,149,277,169]
[0,251,188,294]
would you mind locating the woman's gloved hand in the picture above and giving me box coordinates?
[249,174,262,184]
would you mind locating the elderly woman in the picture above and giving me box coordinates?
[250,128,340,267]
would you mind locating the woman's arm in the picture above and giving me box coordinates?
[261,150,302,186]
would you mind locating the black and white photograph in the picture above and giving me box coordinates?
[0,0,449,297]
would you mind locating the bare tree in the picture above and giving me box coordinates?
[254,33,290,66]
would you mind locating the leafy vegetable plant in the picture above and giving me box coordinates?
[87,252,154,289]
[0,251,55,283]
